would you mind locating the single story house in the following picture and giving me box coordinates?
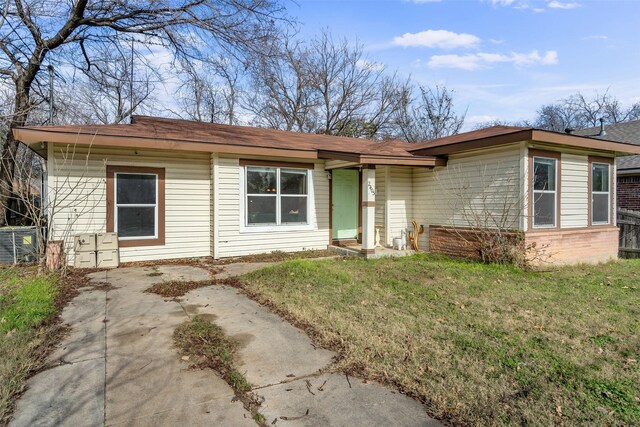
[13,116,640,265]
[575,119,640,212]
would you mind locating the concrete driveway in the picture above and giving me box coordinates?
[10,263,439,427]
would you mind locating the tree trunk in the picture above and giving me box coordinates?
[0,89,31,226]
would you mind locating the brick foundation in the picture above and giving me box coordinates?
[429,225,619,265]
[525,227,618,265]
[617,175,640,212]
[428,226,520,261]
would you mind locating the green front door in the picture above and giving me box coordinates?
[332,169,359,240]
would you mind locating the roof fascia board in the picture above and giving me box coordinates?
[409,130,533,156]
[530,130,640,155]
[409,129,640,156]
[13,128,318,160]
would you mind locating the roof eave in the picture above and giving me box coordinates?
[12,127,319,160]
[408,129,640,156]
[318,150,444,167]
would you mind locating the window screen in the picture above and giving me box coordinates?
[533,157,557,228]
[592,163,610,224]
[115,173,158,238]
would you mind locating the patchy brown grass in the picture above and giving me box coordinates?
[174,316,265,425]
[145,280,215,298]
[122,249,335,270]
[239,254,640,427]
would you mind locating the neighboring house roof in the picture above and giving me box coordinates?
[13,116,640,167]
[574,120,640,173]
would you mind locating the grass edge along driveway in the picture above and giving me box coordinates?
[240,254,640,426]
[0,267,60,426]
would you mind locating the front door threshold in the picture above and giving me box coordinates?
[328,245,364,258]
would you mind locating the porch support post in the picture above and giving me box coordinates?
[361,165,376,257]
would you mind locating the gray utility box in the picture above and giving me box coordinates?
[96,233,118,251]
[74,234,96,252]
[74,250,97,269]
[74,232,120,269]
[97,250,119,268]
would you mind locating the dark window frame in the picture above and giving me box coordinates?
[107,165,165,247]
[588,156,615,227]
[528,149,561,231]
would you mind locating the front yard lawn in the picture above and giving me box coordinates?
[0,267,60,425]
[241,255,640,426]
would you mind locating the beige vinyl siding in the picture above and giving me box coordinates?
[374,167,387,245]
[386,166,414,245]
[49,143,211,263]
[560,153,589,228]
[216,156,329,257]
[413,144,523,250]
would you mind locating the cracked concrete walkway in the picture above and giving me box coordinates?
[10,263,439,427]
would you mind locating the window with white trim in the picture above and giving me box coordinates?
[532,156,557,228]
[115,172,158,239]
[591,162,610,224]
[245,166,309,226]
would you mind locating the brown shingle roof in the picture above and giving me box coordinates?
[407,125,529,152]
[408,125,640,156]
[14,116,640,164]
[24,115,412,156]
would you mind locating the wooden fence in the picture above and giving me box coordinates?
[618,209,640,259]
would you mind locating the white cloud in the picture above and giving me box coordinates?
[533,7,545,12]
[428,50,558,70]
[428,54,483,70]
[356,59,385,72]
[547,1,581,9]
[392,29,480,49]
[489,0,515,5]
[584,35,608,40]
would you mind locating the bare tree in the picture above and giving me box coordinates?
[0,139,105,273]
[0,0,288,225]
[471,119,533,130]
[245,38,318,131]
[177,56,244,125]
[247,32,406,139]
[394,84,466,143]
[432,162,549,267]
[535,90,640,131]
[74,42,157,124]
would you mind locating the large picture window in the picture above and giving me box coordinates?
[107,166,165,247]
[241,162,313,230]
[532,156,558,228]
[590,160,612,225]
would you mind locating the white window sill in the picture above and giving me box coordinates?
[239,223,316,233]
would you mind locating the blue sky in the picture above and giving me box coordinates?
[289,0,640,129]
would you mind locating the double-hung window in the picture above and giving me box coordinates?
[591,161,611,225]
[107,166,165,247]
[532,156,558,228]
[243,163,312,230]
